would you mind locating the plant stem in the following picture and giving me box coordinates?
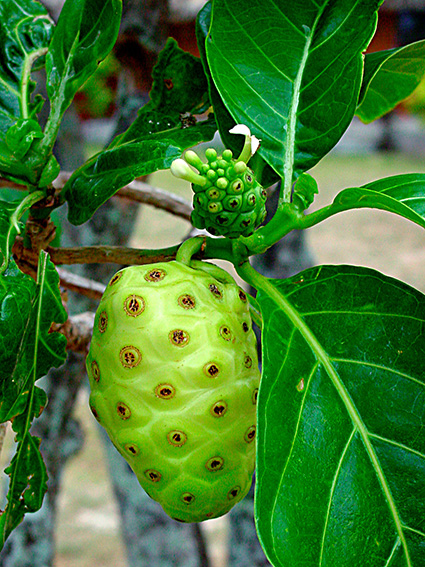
[176,236,205,265]
[20,48,48,119]
[11,190,46,233]
[239,202,303,256]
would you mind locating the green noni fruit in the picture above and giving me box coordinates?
[192,149,267,238]
[170,130,267,238]
[86,260,260,523]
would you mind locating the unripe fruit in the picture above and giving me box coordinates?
[86,261,260,523]
[189,148,267,238]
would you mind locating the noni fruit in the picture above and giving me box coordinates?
[86,260,260,523]
[171,147,267,238]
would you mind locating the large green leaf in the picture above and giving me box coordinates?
[0,0,53,182]
[304,173,425,230]
[196,1,278,187]
[0,0,52,134]
[110,37,209,147]
[357,40,425,123]
[43,0,121,147]
[0,252,67,548]
[206,0,382,183]
[63,34,216,226]
[256,265,425,567]
[0,255,67,421]
[64,118,217,226]
[195,3,239,154]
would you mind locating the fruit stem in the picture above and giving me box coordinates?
[176,236,205,265]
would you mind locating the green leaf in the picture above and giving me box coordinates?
[148,37,209,117]
[357,40,425,123]
[196,1,278,187]
[0,0,53,181]
[0,255,67,422]
[0,428,48,547]
[64,118,217,226]
[62,32,216,225]
[195,3,239,153]
[206,0,381,183]
[0,252,67,548]
[293,172,318,210]
[0,0,53,133]
[305,173,425,230]
[256,265,425,567]
[110,37,209,147]
[44,0,122,136]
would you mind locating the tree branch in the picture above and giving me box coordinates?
[56,267,106,300]
[53,172,193,220]
[12,237,180,268]
[116,180,192,221]
[51,311,95,354]
[1,172,193,221]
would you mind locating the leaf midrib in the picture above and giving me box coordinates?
[265,281,412,565]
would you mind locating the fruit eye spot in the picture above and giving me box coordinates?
[209,284,222,299]
[125,443,139,456]
[208,188,220,199]
[145,469,162,483]
[220,325,232,341]
[244,425,256,443]
[145,268,166,282]
[216,215,229,225]
[239,289,247,302]
[206,457,224,472]
[124,294,145,317]
[117,402,131,420]
[261,188,267,200]
[109,272,123,286]
[90,405,100,421]
[242,322,249,332]
[167,430,187,447]
[245,173,253,184]
[120,346,142,368]
[91,360,100,382]
[211,401,227,417]
[252,388,258,404]
[248,194,256,206]
[155,384,175,399]
[232,180,244,192]
[203,363,220,378]
[98,311,108,333]
[244,355,253,368]
[169,329,190,347]
[178,294,196,309]
[208,202,222,213]
[181,493,195,504]
[228,486,241,500]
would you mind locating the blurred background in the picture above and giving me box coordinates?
[2,1,425,566]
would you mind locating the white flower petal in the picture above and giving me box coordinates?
[251,135,260,155]
[229,124,251,137]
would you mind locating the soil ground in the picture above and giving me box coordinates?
[2,115,425,567]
